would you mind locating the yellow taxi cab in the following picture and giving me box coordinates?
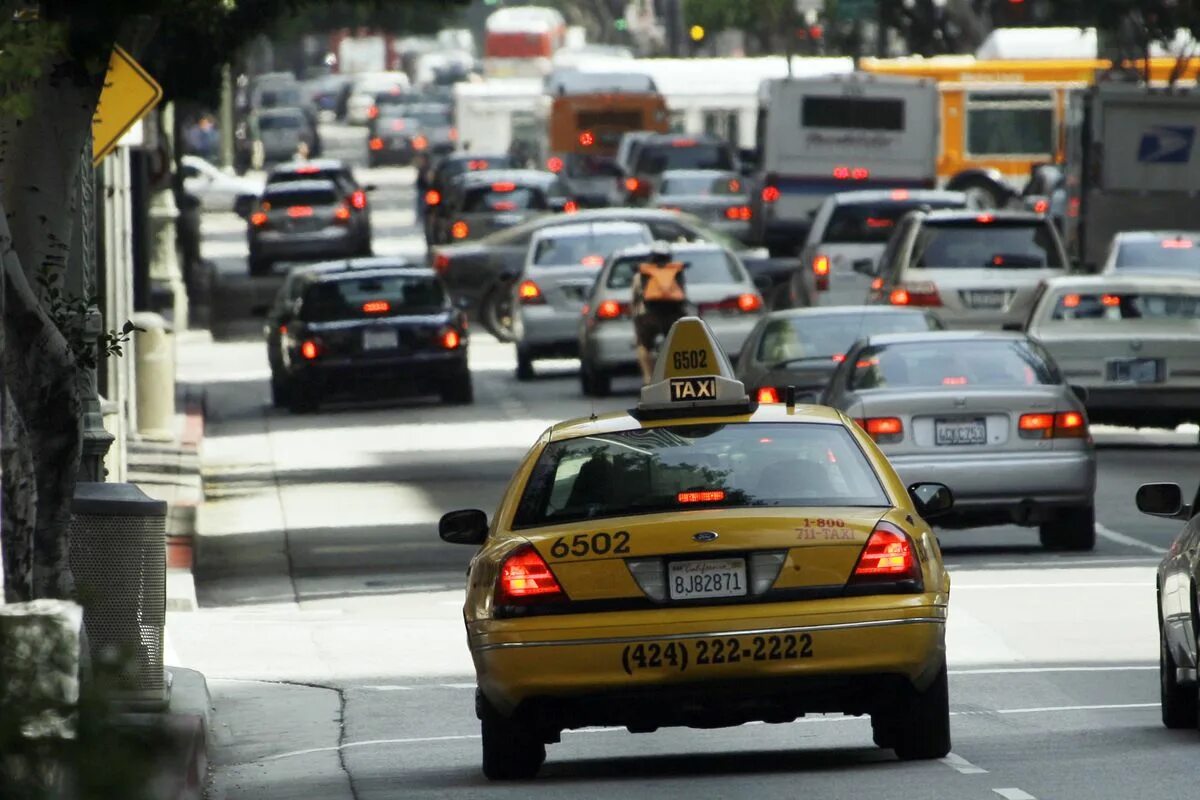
[439,317,955,780]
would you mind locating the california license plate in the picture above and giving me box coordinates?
[667,558,747,600]
[935,418,987,446]
[1107,358,1161,384]
[362,328,398,351]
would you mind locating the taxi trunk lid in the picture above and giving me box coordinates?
[526,508,888,605]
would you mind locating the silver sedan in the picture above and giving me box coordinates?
[821,330,1097,550]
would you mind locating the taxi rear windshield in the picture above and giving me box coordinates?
[462,186,547,213]
[513,423,888,528]
[851,340,1058,390]
[1048,292,1200,321]
[607,251,741,288]
[300,275,446,322]
[913,220,1062,269]
[1113,241,1200,271]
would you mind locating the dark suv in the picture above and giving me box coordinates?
[622,134,738,205]
[266,159,374,235]
[432,169,567,245]
[247,179,371,276]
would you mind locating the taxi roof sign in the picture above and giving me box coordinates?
[637,317,751,417]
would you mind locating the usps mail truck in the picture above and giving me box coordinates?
[751,74,938,256]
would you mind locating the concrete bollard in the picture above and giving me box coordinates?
[132,311,176,441]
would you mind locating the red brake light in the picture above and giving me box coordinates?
[350,190,367,210]
[757,386,779,403]
[890,189,910,200]
[833,166,849,179]
[581,255,604,267]
[362,300,390,314]
[1033,199,1049,213]
[469,159,490,170]
[496,544,565,605]
[890,288,910,305]
[287,206,313,218]
[518,280,543,304]
[250,211,268,227]
[761,185,780,203]
[671,138,696,147]
[813,255,830,275]
[850,521,920,584]
[832,354,846,363]
[1055,411,1087,437]
[333,205,352,222]
[678,490,725,504]
[413,135,428,150]
[300,340,320,360]
[1063,293,1080,308]
[425,189,441,206]
[547,156,564,173]
[941,376,968,385]
[433,252,450,273]
[624,177,640,192]
[1162,239,1194,249]
[1019,411,1087,439]
[294,166,319,175]
[1101,294,1120,307]
[736,293,763,313]
[857,417,903,444]
[369,137,384,151]
[1018,413,1055,439]
[390,119,406,132]
[368,105,379,119]
[491,182,516,192]
[441,329,461,350]
[889,283,941,307]
[851,167,869,180]
[596,299,624,319]
[579,130,595,147]
[976,213,995,223]
[724,205,752,221]
[866,217,894,229]
[451,220,469,239]
[563,200,578,213]
[870,277,884,291]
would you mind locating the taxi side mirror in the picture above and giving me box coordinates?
[1136,483,1190,520]
[908,482,953,520]
[439,509,489,545]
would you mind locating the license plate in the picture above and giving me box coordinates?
[1107,358,1161,384]
[493,213,521,225]
[362,328,398,351]
[667,558,747,600]
[964,290,1005,309]
[935,418,987,446]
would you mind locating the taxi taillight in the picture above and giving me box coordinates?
[847,521,922,590]
[496,544,565,606]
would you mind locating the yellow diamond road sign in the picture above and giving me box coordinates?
[92,45,163,165]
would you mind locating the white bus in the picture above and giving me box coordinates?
[751,74,939,255]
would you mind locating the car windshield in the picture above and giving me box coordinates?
[1046,291,1200,322]
[607,250,740,288]
[1114,240,1200,270]
[660,175,744,196]
[265,188,338,207]
[822,201,963,245]
[462,185,546,213]
[533,230,648,266]
[757,312,937,364]
[851,340,1058,389]
[913,220,1063,269]
[635,142,734,174]
[300,274,446,322]
[512,422,888,528]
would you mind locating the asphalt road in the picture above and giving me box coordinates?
[169,121,1200,800]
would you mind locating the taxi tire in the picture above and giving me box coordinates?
[479,695,545,780]
[1160,627,1198,729]
[892,662,951,761]
[1038,505,1095,551]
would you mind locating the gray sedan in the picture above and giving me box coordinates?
[735,307,943,405]
[821,330,1096,550]
[649,169,754,244]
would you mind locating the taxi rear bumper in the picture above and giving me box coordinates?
[471,606,946,719]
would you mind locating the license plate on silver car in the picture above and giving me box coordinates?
[935,418,987,446]
[667,558,747,600]
[964,290,1005,309]
[1107,358,1161,384]
[362,329,398,351]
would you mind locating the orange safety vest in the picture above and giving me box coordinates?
[638,261,686,302]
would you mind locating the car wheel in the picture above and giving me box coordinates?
[479,693,545,780]
[1038,504,1096,551]
[270,374,291,409]
[287,381,320,414]
[1160,624,1198,729]
[952,176,1008,209]
[515,347,535,382]
[441,373,474,405]
[892,661,951,761]
[870,713,897,750]
[481,284,516,343]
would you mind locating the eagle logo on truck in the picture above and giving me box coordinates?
[1137,126,1196,164]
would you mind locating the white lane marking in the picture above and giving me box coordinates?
[1096,523,1168,555]
[997,702,1156,715]
[993,789,1037,800]
[362,685,414,692]
[439,682,477,690]
[940,752,988,774]
[952,582,1144,589]
[946,556,1157,569]
[951,665,1155,675]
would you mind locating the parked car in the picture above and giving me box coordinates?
[247,179,371,276]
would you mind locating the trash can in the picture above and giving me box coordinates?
[132,311,175,441]
[69,482,167,708]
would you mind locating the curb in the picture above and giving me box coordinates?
[118,666,211,800]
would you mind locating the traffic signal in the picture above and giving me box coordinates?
[689,24,705,42]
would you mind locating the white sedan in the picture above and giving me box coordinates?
[181,155,263,214]
[1026,274,1200,430]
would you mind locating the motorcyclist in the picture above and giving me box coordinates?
[632,241,689,384]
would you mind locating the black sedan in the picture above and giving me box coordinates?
[734,306,943,404]
[1136,481,1200,730]
[272,264,471,413]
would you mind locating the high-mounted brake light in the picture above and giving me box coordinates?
[390,119,406,132]
[450,220,469,239]
[425,189,441,206]
[300,340,320,360]
[495,544,565,606]
[350,190,367,210]
[469,159,490,170]
[890,189,910,200]
[1163,239,1195,249]
[942,376,968,385]
[976,213,995,223]
[757,386,779,403]
[547,156,564,173]
[518,280,544,304]
[866,217,894,229]
[858,417,903,444]
[581,255,604,267]
[287,206,313,218]
[671,138,696,147]
[369,137,384,151]
[849,521,921,587]
[678,490,726,504]
[294,166,319,175]
[578,130,595,147]
[362,300,390,314]
[491,182,516,193]
[595,299,626,319]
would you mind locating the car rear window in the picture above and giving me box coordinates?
[270,169,350,187]
[300,275,446,322]
[659,175,745,196]
[259,114,302,130]
[634,142,735,174]
[1047,291,1200,321]
[462,185,547,213]
[757,312,938,364]
[265,188,338,207]
[1114,240,1200,270]
[512,422,888,528]
[382,105,451,127]
[565,154,622,179]
[441,156,511,182]
[851,340,1058,390]
[822,201,963,245]
[913,220,1062,269]
[533,230,648,266]
[606,250,741,289]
